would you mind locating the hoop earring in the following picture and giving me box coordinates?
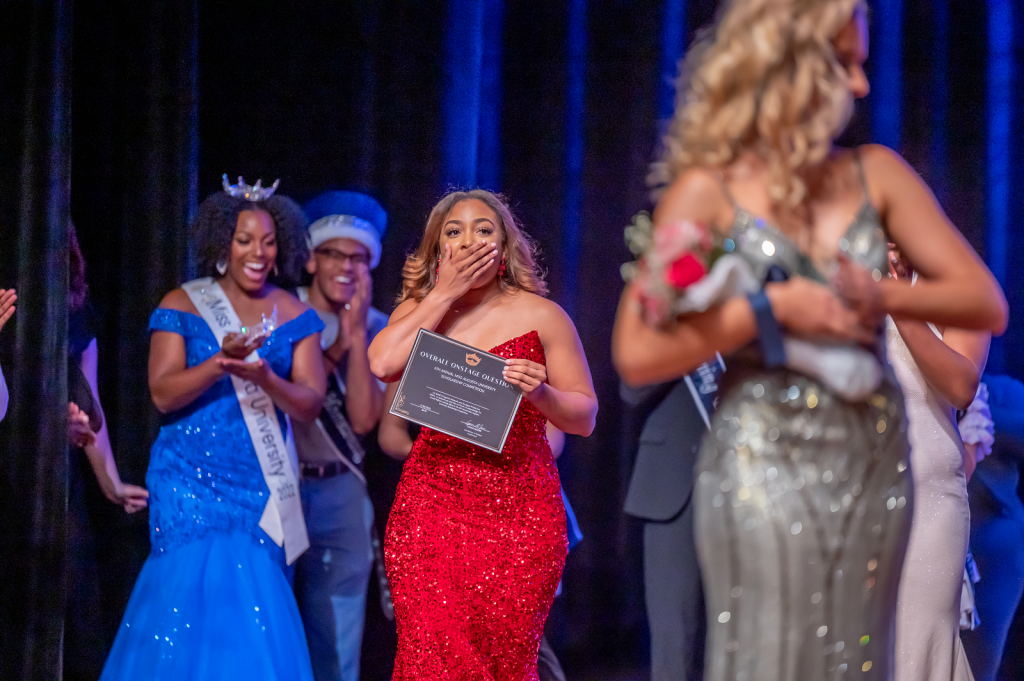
[216,261,227,276]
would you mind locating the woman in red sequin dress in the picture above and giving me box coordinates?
[369,190,598,680]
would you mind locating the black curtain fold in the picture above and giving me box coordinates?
[70,0,200,655]
[0,2,72,679]
[72,0,198,478]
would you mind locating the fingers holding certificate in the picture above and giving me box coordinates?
[502,358,548,396]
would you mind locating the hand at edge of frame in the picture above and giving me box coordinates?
[0,289,16,334]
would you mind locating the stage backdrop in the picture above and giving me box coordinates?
[0,2,71,679]
[51,0,1024,678]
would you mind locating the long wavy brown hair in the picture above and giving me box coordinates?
[398,190,547,304]
[651,0,866,216]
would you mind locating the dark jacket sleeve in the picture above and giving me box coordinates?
[620,380,680,411]
[622,378,708,521]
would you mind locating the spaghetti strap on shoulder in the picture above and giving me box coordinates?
[710,169,742,210]
[852,148,872,203]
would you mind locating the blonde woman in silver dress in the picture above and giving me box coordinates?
[613,1,1007,679]
[887,248,990,681]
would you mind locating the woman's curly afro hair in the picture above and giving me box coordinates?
[193,191,310,288]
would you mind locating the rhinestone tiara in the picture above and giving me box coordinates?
[221,174,281,201]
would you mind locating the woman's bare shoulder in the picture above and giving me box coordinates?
[157,288,198,314]
[856,143,942,219]
[653,167,734,233]
[857,144,918,186]
[508,292,575,333]
[268,287,310,322]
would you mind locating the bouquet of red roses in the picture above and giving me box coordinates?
[620,211,885,401]
[621,212,725,326]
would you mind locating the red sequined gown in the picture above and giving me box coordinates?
[385,331,568,681]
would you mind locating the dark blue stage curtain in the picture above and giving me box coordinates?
[0,2,72,679]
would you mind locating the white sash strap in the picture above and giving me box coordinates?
[182,278,309,564]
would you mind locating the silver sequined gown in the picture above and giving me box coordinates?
[695,187,914,681]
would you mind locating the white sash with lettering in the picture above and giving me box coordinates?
[182,277,309,564]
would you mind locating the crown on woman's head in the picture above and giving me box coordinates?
[221,174,281,201]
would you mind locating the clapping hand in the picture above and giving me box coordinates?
[68,402,96,448]
[334,263,372,359]
[0,289,16,333]
[344,262,372,331]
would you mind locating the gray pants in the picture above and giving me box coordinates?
[537,634,566,681]
[644,497,706,681]
[294,472,375,681]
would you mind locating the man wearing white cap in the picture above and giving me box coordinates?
[291,190,390,681]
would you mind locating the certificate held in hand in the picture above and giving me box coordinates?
[389,330,523,453]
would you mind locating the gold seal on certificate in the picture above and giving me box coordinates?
[389,329,523,453]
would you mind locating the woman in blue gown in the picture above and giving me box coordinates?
[102,178,327,680]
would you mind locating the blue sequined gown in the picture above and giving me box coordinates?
[101,307,323,681]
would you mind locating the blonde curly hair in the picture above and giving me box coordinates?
[652,0,867,213]
[398,190,547,304]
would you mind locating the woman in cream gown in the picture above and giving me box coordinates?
[887,256,990,681]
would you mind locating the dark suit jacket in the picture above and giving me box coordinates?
[621,380,709,521]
